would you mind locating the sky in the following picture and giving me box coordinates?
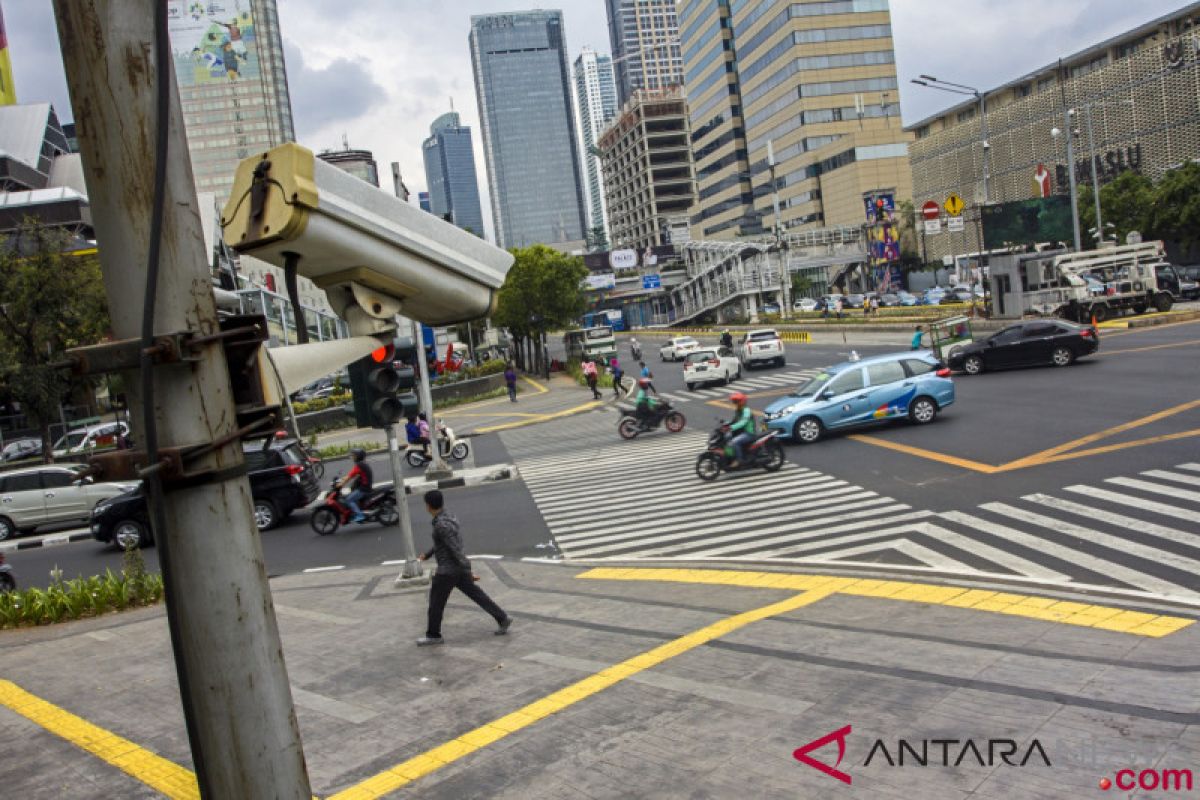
[6,0,1193,243]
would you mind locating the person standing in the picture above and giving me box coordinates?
[834,297,843,320]
[503,362,518,403]
[416,490,511,646]
[911,325,924,350]
[583,358,601,399]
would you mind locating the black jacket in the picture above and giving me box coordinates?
[423,512,472,575]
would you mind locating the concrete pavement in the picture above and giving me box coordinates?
[1,560,1196,798]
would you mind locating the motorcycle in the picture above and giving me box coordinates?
[695,423,785,481]
[309,478,400,535]
[0,551,15,592]
[405,420,469,467]
[631,343,643,361]
[617,400,686,439]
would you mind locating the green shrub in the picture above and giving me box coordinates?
[0,550,164,629]
[292,392,353,415]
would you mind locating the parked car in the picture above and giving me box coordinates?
[949,288,974,303]
[90,438,320,548]
[879,293,900,307]
[1,438,42,463]
[660,336,701,362]
[763,352,955,443]
[947,320,1099,375]
[843,293,865,309]
[793,297,819,312]
[739,329,786,368]
[683,347,741,390]
[0,465,138,541]
[896,292,920,306]
[761,303,781,315]
[51,421,129,458]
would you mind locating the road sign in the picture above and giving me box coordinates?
[921,200,940,221]
[924,219,942,234]
[642,274,661,289]
[947,216,965,232]
[944,193,965,216]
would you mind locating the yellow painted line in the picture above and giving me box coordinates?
[474,400,605,433]
[520,375,548,394]
[847,434,1000,473]
[326,586,838,799]
[1030,428,1200,465]
[448,411,546,418]
[1099,338,1200,356]
[0,679,199,799]
[577,568,1195,638]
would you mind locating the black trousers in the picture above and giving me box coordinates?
[426,572,506,637]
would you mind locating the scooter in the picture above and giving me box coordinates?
[309,478,399,535]
[617,400,686,439]
[405,420,470,467]
[695,424,785,481]
[630,343,643,361]
[0,552,15,592]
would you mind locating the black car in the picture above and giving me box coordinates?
[90,438,320,548]
[948,320,1099,375]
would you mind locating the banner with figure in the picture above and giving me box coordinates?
[168,1,259,86]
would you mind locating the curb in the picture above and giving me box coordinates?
[1098,309,1200,329]
[0,530,93,553]
[383,464,519,495]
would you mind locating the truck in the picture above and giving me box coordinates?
[1017,241,1186,323]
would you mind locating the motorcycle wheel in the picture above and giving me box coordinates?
[696,452,722,481]
[405,450,426,468]
[310,507,340,536]
[376,499,399,526]
[761,440,785,472]
[618,417,641,440]
[665,411,686,433]
[0,572,15,592]
[450,442,469,460]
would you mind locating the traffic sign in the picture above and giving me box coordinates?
[641,274,661,289]
[924,219,942,234]
[947,216,965,232]
[921,200,940,221]
[944,193,964,216]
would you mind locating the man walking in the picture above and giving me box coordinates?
[416,490,511,646]
[504,361,518,402]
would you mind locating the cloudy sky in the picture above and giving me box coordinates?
[6,0,1192,241]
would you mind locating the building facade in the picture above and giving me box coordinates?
[605,0,684,106]
[168,0,295,201]
[573,47,619,243]
[317,146,380,187]
[418,191,432,213]
[907,3,1200,260]
[421,111,486,236]
[679,0,911,241]
[0,103,90,236]
[598,87,696,250]
[470,10,588,251]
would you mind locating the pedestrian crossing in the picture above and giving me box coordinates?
[513,434,1200,605]
[650,369,819,405]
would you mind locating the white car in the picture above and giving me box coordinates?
[739,329,786,368]
[683,347,741,390]
[0,464,138,540]
[52,421,130,458]
[793,298,819,312]
[660,336,700,362]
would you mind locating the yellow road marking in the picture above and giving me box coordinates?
[326,586,839,799]
[0,679,199,799]
[846,435,1000,473]
[1099,338,1200,355]
[576,568,1195,637]
[474,400,605,433]
[520,375,548,394]
[1032,428,1200,465]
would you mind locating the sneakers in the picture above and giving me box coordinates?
[495,616,513,635]
[416,636,444,646]
[352,513,367,523]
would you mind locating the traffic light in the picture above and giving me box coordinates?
[347,337,418,428]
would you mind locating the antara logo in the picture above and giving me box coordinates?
[794,726,1051,785]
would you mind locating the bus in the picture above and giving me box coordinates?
[583,309,625,332]
[563,326,617,363]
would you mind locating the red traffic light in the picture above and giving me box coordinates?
[371,343,394,363]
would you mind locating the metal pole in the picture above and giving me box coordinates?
[1084,106,1103,244]
[52,3,311,797]
[387,423,425,582]
[411,319,451,480]
[1064,108,1083,251]
[978,91,990,203]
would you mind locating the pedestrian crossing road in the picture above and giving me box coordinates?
[509,429,1200,606]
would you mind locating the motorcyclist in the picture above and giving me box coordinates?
[336,448,374,523]
[727,392,755,468]
[634,377,659,428]
[630,337,641,359]
[720,329,734,350]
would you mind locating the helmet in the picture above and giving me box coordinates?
[638,377,651,387]
[730,392,748,406]
[351,448,366,461]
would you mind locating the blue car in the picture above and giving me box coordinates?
[896,292,919,306]
[762,352,955,443]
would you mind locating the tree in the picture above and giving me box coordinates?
[0,221,111,458]
[1078,169,1154,248]
[493,244,588,374]
[1146,161,1200,256]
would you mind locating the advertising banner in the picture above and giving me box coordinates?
[168,1,260,86]
[981,196,1073,249]
[584,273,617,290]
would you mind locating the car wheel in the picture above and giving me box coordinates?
[776,357,785,367]
[909,396,938,425]
[695,453,721,481]
[1153,293,1172,312]
[686,382,695,392]
[0,516,13,541]
[1133,303,1149,314]
[793,416,823,444]
[253,498,280,531]
[735,367,742,381]
[963,355,984,375]
[310,507,340,536]
[1048,346,1075,367]
[113,519,150,550]
[1089,304,1109,323]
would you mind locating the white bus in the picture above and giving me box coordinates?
[563,326,617,363]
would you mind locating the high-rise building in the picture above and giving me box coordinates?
[679,0,911,240]
[421,111,486,237]
[168,0,295,202]
[418,192,432,213]
[317,144,380,187]
[605,1,684,106]
[391,162,410,202]
[470,11,588,251]
[0,2,16,106]
[573,47,618,245]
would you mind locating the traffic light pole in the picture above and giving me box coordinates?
[387,422,426,582]
[53,3,311,797]
[412,319,453,480]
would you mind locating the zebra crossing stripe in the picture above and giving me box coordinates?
[528,465,820,508]
[913,521,1069,581]
[1105,476,1200,504]
[1022,494,1200,552]
[1063,485,1199,522]
[712,512,924,559]
[1177,463,1200,473]
[1140,469,1200,487]
[519,437,701,474]
[734,378,778,388]
[784,532,968,570]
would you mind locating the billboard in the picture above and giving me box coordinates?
[0,3,15,105]
[168,1,260,86]
[981,197,1073,250]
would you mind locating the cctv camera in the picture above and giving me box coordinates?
[221,144,513,334]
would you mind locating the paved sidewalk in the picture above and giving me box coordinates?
[1,561,1195,798]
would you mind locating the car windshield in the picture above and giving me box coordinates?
[585,327,613,340]
[749,331,778,341]
[677,338,698,346]
[685,351,716,364]
[54,431,88,450]
[788,371,834,398]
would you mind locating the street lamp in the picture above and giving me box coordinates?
[1051,111,1083,251]
[910,76,990,203]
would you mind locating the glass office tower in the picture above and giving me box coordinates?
[421,111,486,237]
[573,47,619,242]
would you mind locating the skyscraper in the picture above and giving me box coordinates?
[470,11,587,251]
[605,1,684,106]
[318,143,380,187]
[421,111,486,237]
[168,0,295,201]
[573,47,618,245]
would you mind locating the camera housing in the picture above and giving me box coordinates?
[221,143,513,332]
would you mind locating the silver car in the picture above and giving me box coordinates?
[0,465,137,540]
